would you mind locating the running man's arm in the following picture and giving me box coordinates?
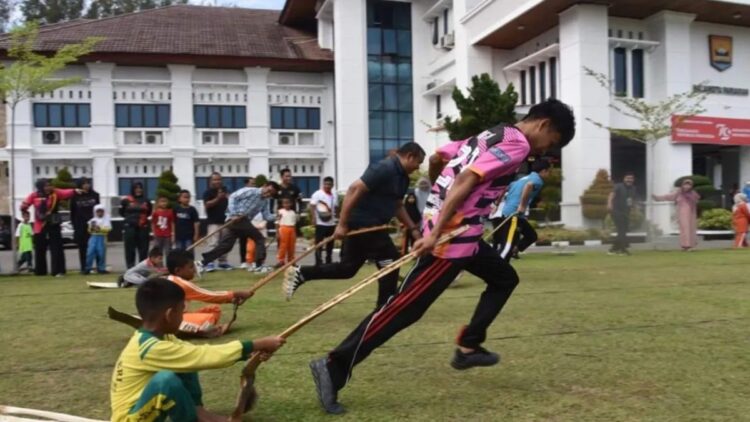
[607,191,615,212]
[517,182,535,214]
[335,180,368,237]
[394,200,421,239]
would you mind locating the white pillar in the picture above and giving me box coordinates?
[646,11,695,233]
[453,1,493,90]
[322,72,336,180]
[245,67,271,178]
[92,155,116,212]
[12,153,33,214]
[87,63,115,149]
[168,65,195,194]
[333,0,368,187]
[558,4,611,228]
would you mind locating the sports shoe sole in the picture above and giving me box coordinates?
[282,267,300,301]
[309,359,345,415]
[450,352,500,371]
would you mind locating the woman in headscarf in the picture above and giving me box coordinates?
[652,178,701,251]
[732,193,750,248]
[414,176,431,214]
[119,182,153,268]
[20,179,80,276]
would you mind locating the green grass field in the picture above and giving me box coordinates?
[1,250,749,421]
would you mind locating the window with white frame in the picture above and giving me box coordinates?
[518,56,559,106]
[611,47,645,98]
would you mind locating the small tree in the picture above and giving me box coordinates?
[584,67,707,238]
[51,166,77,189]
[443,73,518,140]
[0,21,100,273]
[538,167,562,223]
[580,169,613,223]
[253,174,268,187]
[156,170,180,207]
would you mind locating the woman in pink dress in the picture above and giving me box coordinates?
[653,179,701,251]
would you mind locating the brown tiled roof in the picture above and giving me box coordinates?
[0,5,332,70]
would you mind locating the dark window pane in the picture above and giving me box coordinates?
[520,70,527,105]
[283,107,296,129]
[397,61,411,84]
[34,104,47,127]
[397,30,411,57]
[432,19,439,45]
[632,49,644,98]
[194,106,206,127]
[370,142,384,165]
[309,108,321,130]
[296,108,308,129]
[270,107,283,128]
[393,2,410,29]
[383,29,397,54]
[529,66,536,104]
[367,28,381,55]
[382,60,397,83]
[383,84,398,110]
[368,57,382,83]
[130,105,142,127]
[443,8,448,34]
[157,105,169,127]
[234,106,246,128]
[550,57,557,99]
[539,61,546,100]
[384,112,398,138]
[49,104,62,127]
[63,104,77,127]
[369,84,383,111]
[385,139,399,152]
[614,47,627,96]
[221,106,233,128]
[78,104,90,127]
[398,112,413,139]
[143,105,157,127]
[207,106,220,128]
[398,85,412,111]
[369,111,384,138]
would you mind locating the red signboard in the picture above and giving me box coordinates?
[672,115,750,145]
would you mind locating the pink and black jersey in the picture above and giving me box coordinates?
[423,125,530,259]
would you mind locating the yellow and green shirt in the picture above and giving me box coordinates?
[110,329,252,421]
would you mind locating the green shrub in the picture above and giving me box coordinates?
[674,175,712,188]
[538,167,562,222]
[156,170,181,207]
[580,169,613,221]
[698,208,732,230]
[300,225,316,240]
[697,200,717,215]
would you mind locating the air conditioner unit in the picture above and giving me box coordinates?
[279,133,294,146]
[145,133,163,145]
[42,131,61,145]
[441,32,455,49]
[202,133,219,145]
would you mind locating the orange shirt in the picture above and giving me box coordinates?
[167,275,234,304]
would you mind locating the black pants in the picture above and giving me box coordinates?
[300,230,400,307]
[18,251,33,270]
[492,216,538,260]
[326,241,519,390]
[34,224,66,276]
[239,234,248,263]
[611,212,630,252]
[314,225,336,266]
[124,224,150,269]
[74,226,90,272]
[202,219,266,266]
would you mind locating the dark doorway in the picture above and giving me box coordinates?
[611,136,646,197]
[692,144,740,208]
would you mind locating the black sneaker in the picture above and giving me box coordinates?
[309,358,345,415]
[451,347,500,370]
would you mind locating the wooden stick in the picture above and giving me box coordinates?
[186,219,236,252]
[230,225,469,420]
[246,224,392,295]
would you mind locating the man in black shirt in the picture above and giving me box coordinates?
[608,172,637,255]
[70,177,100,273]
[277,168,303,212]
[284,143,426,307]
[202,172,231,271]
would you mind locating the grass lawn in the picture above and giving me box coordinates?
[1,249,749,421]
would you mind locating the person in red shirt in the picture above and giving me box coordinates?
[151,196,175,259]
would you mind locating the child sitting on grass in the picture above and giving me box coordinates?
[166,250,253,332]
[110,278,284,422]
[118,247,166,287]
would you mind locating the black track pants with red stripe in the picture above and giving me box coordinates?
[326,241,519,391]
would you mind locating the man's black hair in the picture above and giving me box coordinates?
[323,176,334,183]
[148,246,163,259]
[396,142,426,158]
[280,168,291,176]
[78,177,91,188]
[523,99,576,147]
[136,278,185,321]
[210,172,222,178]
[178,189,191,196]
[531,159,551,173]
[623,172,635,178]
[265,181,281,192]
[167,249,194,275]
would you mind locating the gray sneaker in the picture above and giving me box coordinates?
[282,266,304,301]
[309,358,345,415]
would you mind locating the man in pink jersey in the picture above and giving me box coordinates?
[309,99,576,414]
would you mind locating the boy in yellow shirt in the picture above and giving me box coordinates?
[110,278,284,421]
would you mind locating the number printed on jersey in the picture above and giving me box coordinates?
[157,216,169,230]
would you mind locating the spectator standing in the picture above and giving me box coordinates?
[84,204,111,274]
[309,176,337,265]
[276,197,299,266]
[70,177,100,273]
[120,182,153,269]
[653,178,701,251]
[414,176,431,214]
[608,173,637,256]
[277,168,302,212]
[238,177,255,269]
[21,179,80,276]
[152,196,175,258]
[16,210,34,272]
[732,193,750,248]
[202,172,231,271]
[174,190,200,257]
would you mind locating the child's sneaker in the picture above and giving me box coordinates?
[218,262,234,271]
[254,265,273,274]
[239,262,249,269]
[246,263,257,272]
[204,262,217,273]
[194,260,206,274]
[283,266,304,301]
[450,347,500,370]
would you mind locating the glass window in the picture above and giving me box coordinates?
[49,104,62,127]
[194,106,206,127]
[116,105,128,127]
[520,70,527,105]
[234,107,246,128]
[309,108,321,130]
[384,112,398,139]
[296,108,308,129]
[632,49,644,98]
[443,8,448,34]
[143,105,157,127]
[207,106,220,128]
[614,47,627,96]
[383,29,397,54]
[368,57,382,83]
[432,19,439,45]
[399,85,412,111]
[157,105,169,127]
[393,2,410,29]
[382,60,397,83]
[369,111,384,138]
[550,57,557,99]
[270,107,283,128]
[33,104,47,127]
[529,66,536,104]
[539,62,546,100]
[397,60,411,84]
[78,104,90,127]
[221,106,233,128]
[436,94,441,118]
[398,112,413,139]
[63,104,77,126]
[369,84,383,111]
[282,108,296,129]
[367,28,381,55]
[383,85,398,111]
[397,30,411,57]
[130,106,143,127]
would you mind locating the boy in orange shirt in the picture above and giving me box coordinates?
[166,250,253,332]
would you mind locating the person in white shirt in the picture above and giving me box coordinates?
[309,177,337,265]
[277,197,299,266]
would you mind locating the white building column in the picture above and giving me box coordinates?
[646,11,695,233]
[245,67,271,178]
[168,65,196,194]
[87,63,115,149]
[92,155,116,211]
[559,4,611,228]
[321,72,336,180]
[333,0,368,187]
[452,1,493,92]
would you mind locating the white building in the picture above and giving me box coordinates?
[0,5,335,215]
[3,1,750,234]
